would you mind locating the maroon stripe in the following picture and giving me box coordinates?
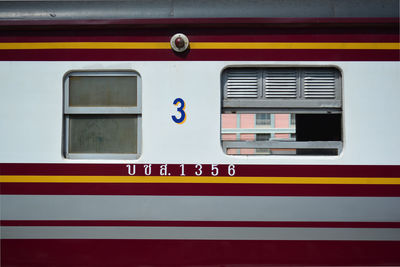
[1,183,399,196]
[0,17,398,27]
[1,163,399,177]
[2,220,400,228]
[0,28,398,42]
[1,34,397,42]
[0,48,398,61]
[2,240,400,266]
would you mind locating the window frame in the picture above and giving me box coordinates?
[64,70,142,159]
[221,67,343,156]
[255,113,271,126]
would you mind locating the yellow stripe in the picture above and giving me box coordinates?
[0,42,170,50]
[1,175,400,185]
[0,42,398,50]
[190,42,400,50]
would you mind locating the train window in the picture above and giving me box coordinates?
[64,71,141,159]
[221,68,342,155]
[69,76,138,107]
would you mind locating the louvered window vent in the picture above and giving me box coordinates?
[265,70,297,98]
[226,70,259,98]
[303,70,336,99]
[223,67,341,110]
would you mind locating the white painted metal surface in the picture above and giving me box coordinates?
[0,61,399,164]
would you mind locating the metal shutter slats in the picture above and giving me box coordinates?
[265,71,297,98]
[226,70,258,98]
[304,71,336,99]
[223,68,341,109]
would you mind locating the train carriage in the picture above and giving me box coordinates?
[0,0,400,266]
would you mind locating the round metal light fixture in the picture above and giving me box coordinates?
[170,33,189,52]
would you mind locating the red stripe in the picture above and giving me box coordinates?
[1,183,400,196]
[0,28,398,42]
[1,163,399,177]
[0,48,398,61]
[2,240,400,266]
[2,164,399,196]
[2,220,400,228]
[1,26,397,61]
[0,17,398,27]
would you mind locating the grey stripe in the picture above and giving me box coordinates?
[2,195,400,222]
[0,0,397,21]
[2,226,400,240]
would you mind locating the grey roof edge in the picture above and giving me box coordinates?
[0,0,398,21]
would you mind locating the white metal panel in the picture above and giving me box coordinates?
[3,226,400,240]
[2,195,400,221]
[0,61,399,165]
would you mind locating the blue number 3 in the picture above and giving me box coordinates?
[172,98,186,124]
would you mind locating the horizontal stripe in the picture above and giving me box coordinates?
[0,23,398,61]
[191,42,400,50]
[2,163,399,177]
[1,49,397,61]
[2,226,400,240]
[0,42,398,50]
[1,17,399,27]
[1,175,400,184]
[2,220,400,228]
[2,240,400,266]
[0,42,169,50]
[2,183,400,196]
[2,195,399,221]
[2,30,398,43]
